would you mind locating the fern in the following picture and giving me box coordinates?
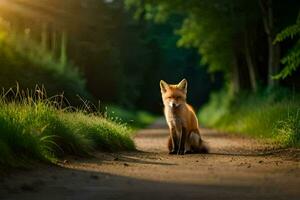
[274,12,300,79]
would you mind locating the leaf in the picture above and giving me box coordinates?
[273,43,300,79]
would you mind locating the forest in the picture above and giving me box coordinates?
[0,1,300,199]
[125,0,300,146]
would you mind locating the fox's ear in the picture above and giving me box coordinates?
[177,78,187,93]
[160,80,169,93]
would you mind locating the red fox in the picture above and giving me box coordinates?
[160,79,208,155]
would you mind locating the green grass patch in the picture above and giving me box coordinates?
[199,87,300,147]
[0,96,135,168]
[105,105,156,129]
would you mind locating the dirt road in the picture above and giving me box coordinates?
[1,119,300,200]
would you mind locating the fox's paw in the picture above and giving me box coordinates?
[184,150,192,154]
[177,150,185,155]
[169,150,177,155]
[199,143,209,154]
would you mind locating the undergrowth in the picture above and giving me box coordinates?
[105,105,156,129]
[199,87,300,147]
[0,88,135,168]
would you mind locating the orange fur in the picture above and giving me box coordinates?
[160,79,208,154]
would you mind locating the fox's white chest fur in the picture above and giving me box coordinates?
[164,107,186,130]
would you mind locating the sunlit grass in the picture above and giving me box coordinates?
[0,90,135,168]
[199,87,300,147]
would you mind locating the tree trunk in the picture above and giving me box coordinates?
[51,30,57,56]
[244,31,258,92]
[232,56,240,93]
[267,37,280,86]
[259,0,280,87]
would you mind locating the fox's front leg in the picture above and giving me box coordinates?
[184,132,192,154]
[168,127,178,154]
[177,127,187,155]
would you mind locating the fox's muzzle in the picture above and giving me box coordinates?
[169,101,180,108]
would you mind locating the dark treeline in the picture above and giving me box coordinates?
[0,0,220,112]
[1,0,299,113]
[0,0,300,148]
[123,0,300,146]
[126,0,300,93]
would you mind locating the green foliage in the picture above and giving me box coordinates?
[0,0,222,111]
[199,88,300,147]
[274,13,300,79]
[199,87,234,127]
[0,92,135,168]
[0,21,90,105]
[126,0,300,94]
[125,0,260,73]
[105,105,156,129]
[175,12,233,73]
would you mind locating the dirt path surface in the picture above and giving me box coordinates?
[1,119,300,200]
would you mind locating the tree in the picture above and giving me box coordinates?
[125,0,262,92]
[125,0,300,93]
[259,0,280,87]
[273,12,300,79]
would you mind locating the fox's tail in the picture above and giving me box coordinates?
[190,132,209,154]
[194,139,209,154]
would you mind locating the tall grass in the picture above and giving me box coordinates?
[0,89,135,168]
[199,87,300,147]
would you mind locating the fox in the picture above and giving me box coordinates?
[160,78,208,155]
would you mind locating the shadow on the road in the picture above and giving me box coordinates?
[208,152,268,157]
[112,154,176,166]
[1,164,295,200]
[74,151,177,166]
[208,148,300,158]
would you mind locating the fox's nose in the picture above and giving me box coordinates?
[169,101,177,108]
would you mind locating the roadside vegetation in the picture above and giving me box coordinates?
[105,105,156,129]
[0,90,135,168]
[0,19,152,169]
[199,87,300,147]
[0,0,299,171]
[126,0,300,147]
